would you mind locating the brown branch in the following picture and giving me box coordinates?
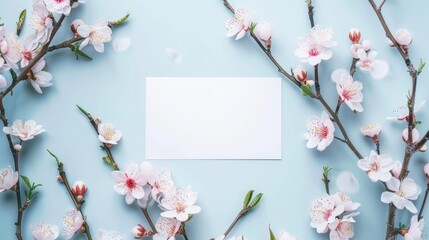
[307,0,315,28]
[418,183,429,220]
[48,37,84,52]
[223,207,250,238]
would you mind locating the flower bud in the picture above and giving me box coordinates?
[71,19,85,36]
[57,175,64,183]
[391,162,402,179]
[395,28,413,46]
[361,40,371,51]
[254,21,273,48]
[360,124,381,140]
[348,28,361,44]
[294,65,307,83]
[94,117,101,125]
[13,144,22,152]
[424,163,429,179]
[132,224,152,239]
[350,44,364,59]
[71,181,87,202]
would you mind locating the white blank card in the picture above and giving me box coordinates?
[145,77,281,159]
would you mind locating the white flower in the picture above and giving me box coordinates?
[331,192,360,212]
[153,217,180,240]
[279,231,297,240]
[402,128,427,152]
[77,18,112,53]
[310,25,337,48]
[0,29,22,69]
[61,209,84,239]
[381,177,421,213]
[295,36,332,66]
[97,230,123,240]
[331,69,363,112]
[31,221,59,240]
[225,7,253,40]
[0,166,18,192]
[310,195,345,233]
[329,213,358,240]
[111,163,147,204]
[21,36,40,68]
[358,150,397,182]
[44,0,71,16]
[386,100,426,121]
[143,162,176,202]
[350,43,364,59]
[356,49,388,79]
[404,215,424,240]
[31,0,53,42]
[360,123,382,138]
[3,119,45,141]
[254,20,273,42]
[98,123,122,146]
[395,29,413,46]
[304,111,335,151]
[29,59,53,94]
[160,187,201,222]
[361,40,371,51]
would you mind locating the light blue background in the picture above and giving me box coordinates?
[1,0,429,239]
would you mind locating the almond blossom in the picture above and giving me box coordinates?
[31,221,59,240]
[331,69,363,112]
[98,123,122,146]
[254,21,273,48]
[77,18,112,53]
[0,29,22,69]
[310,195,345,233]
[404,215,424,240]
[0,57,11,72]
[141,162,176,202]
[381,177,421,213]
[3,119,45,141]
[358,150,397,182]
[21,36,40,68]
[44,0,71,16]
[329,213,358,240]
[356,49,388,79]
[160,187,201,222]
[225,7,253,40]
[331,192,360,212]
[394,28,413,47]
[97,230,123,240]
[402,128,427,152]
[386,100,426,121]
[153,217,180,240]
[0,166,19,192]
[28,59,53,94]
[310,25,337,48]
[31,0,53,43]
[295,35,332,66]
[112,163,147,204]
[360,123,381,139]
[304,111,335,151]
[61,209,84,239]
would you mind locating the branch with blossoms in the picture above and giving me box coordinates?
[221,0,429,239]
[0,0,128,239]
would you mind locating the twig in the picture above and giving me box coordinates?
[322,166,331,195]
[48,37,84,52]
[223,208,249,238]
[140,208,157,234]
[49,150,93,240]
[307,0,315,28]
[334,136,346,143]
[418,183,429,220]
[182,224,190,240]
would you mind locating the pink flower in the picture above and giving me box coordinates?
[153,217,180,240]
[329,213,359,240]
[28,59,53,94]
[387,101,425,121]
[71,181,87,202]
[395,28,413,46]
[160,187,201,222]
[98,123,122,146]
[21,36,40,68]
[356,49,388,79]
[61,209,84,239]
[310,195,345,233]
[254,21,273,48]
[0,166,19,192]
[304,111,335,151]
[30,0,53,42]
[331,69,363,112]
[310,25,337,48]
[44,0,71,16]
[225,7,253,40]
[381,177,421,213]
[403,215,424,240]
[402,128,427,152]
[31,221,59,240]
[77,18,112,53]
[3,119,45,141]
[111,163,147,204]
[0,28,22,69]
[295,36,332,66]
[348,28,360,44]
[360,123,382,139]
[358,150,398,182]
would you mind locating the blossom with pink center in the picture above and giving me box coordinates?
[356,49,388,79]
[98,123,122,146]
[360,123,382,139]
[331,192,360,212]
[402,128,427,152]
[381,177,421,213]
[386,101,425,121]
[350,43,364,59]
[358,151,397,182]
[21,36,41,68]
[310,195,345,233]
[310,25,337,48]
[331,69,363,112]
[31,221,59,240]
[153,217,180,240]
[225,7,253,40]
[44,0,71,16]
[61,209,84,239]
[394,28,413,47]
[3,119,45,141]
[160,187,201,222]
[31,0,53,43]
[404,215,424,240]
[295,36,332,66]
[329,212,359,240]
[0,166,19,192]
[111,163,147,204]
[28,59,53,94]
[304,111,335,151]
[0,28,22,69]
[77,18,112,53]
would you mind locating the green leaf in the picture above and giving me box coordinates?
[112,12,130,26]
[20,175,31,188]
[243,190,254,208]
[301,84,312,96]
[9,69,17,82]
[16,9,26,36]
[269,226,277,240]
[249,22,257,33]
[47,149,61,166]
[102,156,112,165]
[71,45,93,60]
[418,59,426,74]
[249,193,263,208]
[76,105,89,115]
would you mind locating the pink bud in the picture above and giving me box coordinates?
[71,19,85,35]
[132,224,152,239]
[392,163,402,179]
[361,40,371,51]
[395,28,413,46]
[94,117,101,125]
[348,28,361,44]
[14,144,22,152]
[254,21,273,48]
[294,65,307,83]
[424,163,429,179]
[71,181,88,202]
[57,175,64,183]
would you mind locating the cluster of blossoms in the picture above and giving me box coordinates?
[349,28,388,80]
[310,192,360,240]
